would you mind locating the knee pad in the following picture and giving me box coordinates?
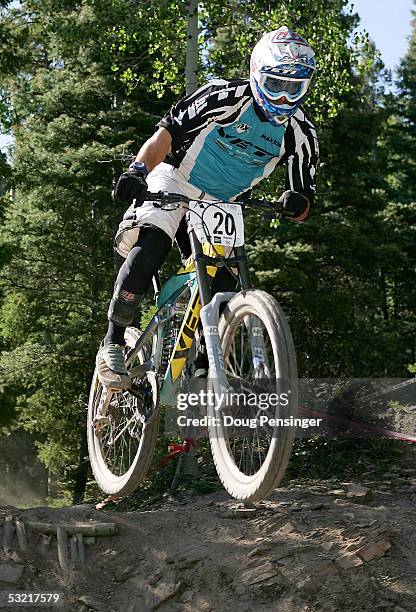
[108,285,144,326]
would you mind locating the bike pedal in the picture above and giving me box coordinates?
[92,415,111,432]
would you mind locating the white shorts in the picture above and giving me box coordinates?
[115,163,217,259]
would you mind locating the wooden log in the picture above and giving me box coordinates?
[70,535,78,566]
[76,533,86,567]
[26,521,117,536]
[57,527,70,570]
[15,520,28,552]
[38,533,51,558]
[3,514,15,552]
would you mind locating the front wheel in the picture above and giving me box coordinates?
[208,289,298,500]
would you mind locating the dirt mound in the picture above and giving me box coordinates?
[1,462,416,612]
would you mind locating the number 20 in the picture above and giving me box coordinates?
[213,211,235,236]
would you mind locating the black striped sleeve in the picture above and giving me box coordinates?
[157,79,251,164]
[284,111,319,204]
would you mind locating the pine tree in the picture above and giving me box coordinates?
[0,0,180,501]
[204,0,407,377]
[383,3,416,373]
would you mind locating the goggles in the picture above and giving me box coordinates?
[257,71,311,103]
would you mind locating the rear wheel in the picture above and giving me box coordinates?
[87,327,159,496]
[209,289,297,500]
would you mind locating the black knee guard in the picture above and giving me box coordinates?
[107,285,144,327]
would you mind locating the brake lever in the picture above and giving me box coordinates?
[274,203,297,218]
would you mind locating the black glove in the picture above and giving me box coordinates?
[278,190,310,221]
[113,161,148,206]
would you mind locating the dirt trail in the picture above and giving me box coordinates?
[1,465,416,612]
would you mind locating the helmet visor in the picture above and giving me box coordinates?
[258,72,310,102]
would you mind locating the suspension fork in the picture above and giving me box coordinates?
[190,238,252,303]
[214,245,270,378]
[234,246,252,290]
[189,231,234,405]
[209,243,269,377]
[234,246,270,376]
[189,230,212,307]
[191,229,269,382]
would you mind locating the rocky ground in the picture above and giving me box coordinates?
[1,452,416,612]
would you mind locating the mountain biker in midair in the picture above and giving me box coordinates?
[96,27,319,388]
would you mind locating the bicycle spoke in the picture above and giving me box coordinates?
[221,314,281,478]
[92,361,148,478]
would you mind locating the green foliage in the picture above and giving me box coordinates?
[382,7,416,373]
[0,0,173,497]
[201,0,371,124]
[106,0,189,97]
[239,6,413,377]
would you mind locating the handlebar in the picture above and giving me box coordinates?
[145,191,295,218]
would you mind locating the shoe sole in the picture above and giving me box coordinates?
[96,364,132,390]
[97,372,132,390]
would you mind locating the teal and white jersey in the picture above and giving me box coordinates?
[158,78,319,203]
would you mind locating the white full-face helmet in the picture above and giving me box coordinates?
[250,27,316,125]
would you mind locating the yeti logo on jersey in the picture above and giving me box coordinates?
[235,123,250,133]
[214,124,282,167]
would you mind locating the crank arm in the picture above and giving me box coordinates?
[129,360,153,379]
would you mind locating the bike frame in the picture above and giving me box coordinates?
[126,198,274,414]
[125,208,264,407]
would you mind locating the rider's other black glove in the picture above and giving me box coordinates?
[113,161,148,206]
[235,189,252,202]
[278,190,310,222]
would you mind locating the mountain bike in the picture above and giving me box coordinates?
[87,192,298,501]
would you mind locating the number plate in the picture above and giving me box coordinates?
[189,201,245,247]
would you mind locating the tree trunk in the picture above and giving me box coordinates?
[379,269,389,321]
[183,0,199,480]
[185,0,198,96]
[72,427,89,505]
